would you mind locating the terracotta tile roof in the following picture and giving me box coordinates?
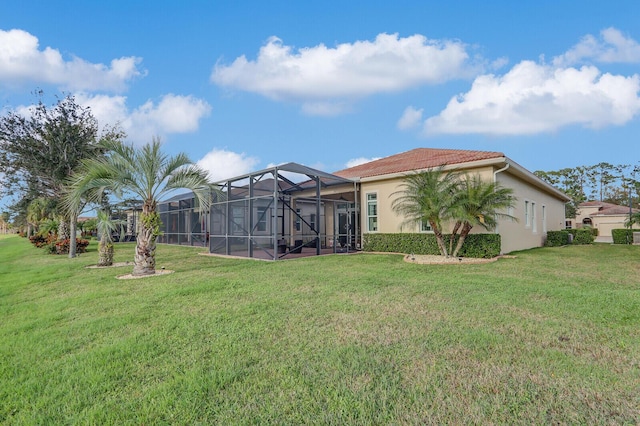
[579,201,639,216]
[333,148,505,179]
[592,206,639,216]
[578,201,619,209]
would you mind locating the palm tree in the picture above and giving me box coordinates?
[391,167,461,257]
[67,138,212,276]
[26,197,56,236]
[625,211,640,228]
[450,174,517,257]
[95,210,120,266]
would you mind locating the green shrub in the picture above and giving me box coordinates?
[545,230,570,247]
[612,229,634,244]
[568,228,594,245]
[362,233,501,258]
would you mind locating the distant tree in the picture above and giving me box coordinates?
[67,138,213,276]
[534,167,587,218]
[0,211,10,233]
[0,91,123,257]
[26,197,56,236]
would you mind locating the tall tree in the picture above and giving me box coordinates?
[450,174,517,257]
[0,92,123,257]
[67,138,213,276]
[390,167,460,257]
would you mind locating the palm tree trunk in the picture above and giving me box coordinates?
[68,216,77,258]
[58,216,69,240]
[449,220,462,254]
[133,202,158,276]
[430,220,449,257]
[452,223,473,257]
[98,235,114,267]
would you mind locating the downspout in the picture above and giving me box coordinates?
[353,180,359,251]
[493,161,510,253]
[493,161,510,183]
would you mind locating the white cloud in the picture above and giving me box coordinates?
[197,149,260,182]
[0,29,144,92]
[424,61,640,135]
[76,93,211,143]
[345,157,380,168]
[397,106,423,130]
[301,101,352,116]
[553,27,640,66]
[211,33,475,114]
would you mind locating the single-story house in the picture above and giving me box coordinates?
[570,201,639,242]
[157,147,571,259]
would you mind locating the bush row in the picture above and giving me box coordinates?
[362,233,501,258]
[612,229,636,244]
[545,229,594,247]
[28,234,89,254]
[54,238,90,254]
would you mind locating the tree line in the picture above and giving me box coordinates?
[0,91,212,276]
[534,163,640,217]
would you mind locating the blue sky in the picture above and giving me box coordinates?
[1,1,639,206]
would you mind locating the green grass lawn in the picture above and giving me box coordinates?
[1,234,639,424]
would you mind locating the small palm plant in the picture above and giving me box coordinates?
[450,174,517,257]
[96,211,118,267]
[391,166,461,257]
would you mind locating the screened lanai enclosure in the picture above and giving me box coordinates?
[157,163,361,260]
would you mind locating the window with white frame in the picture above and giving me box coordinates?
[531,202,537,233]
[542,205,547,233]
[524,200,530,227]
[366,193,378,232]
[421,219,432,232]
[295,208,301,231]
[310,213,316,232]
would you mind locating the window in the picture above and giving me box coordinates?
[232,206,245,234]
[565,220,573,229]
[421,220,432,232]
[542,205,547,233]
[310,214,316,232]
[531,202,537,233]
[366,193,378,232]
[295,209,301,231]
[256,206,267,232]
[524,201,530,227]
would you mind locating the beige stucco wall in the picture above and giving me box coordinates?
[356,165,567,254]
[574,206,600,227]
[494,172,566,253]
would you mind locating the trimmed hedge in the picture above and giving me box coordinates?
[567,228,595,245]
[612,229,635,244]
[362,233,501,258]
[545,229,594,246]
[545,230,570,247]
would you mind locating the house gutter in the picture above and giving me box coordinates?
[492,160,510,239]
[493,161,510,183]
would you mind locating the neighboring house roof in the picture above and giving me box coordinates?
[581,203,640,216]
[333,148,505,179]
[578,201,639,216]
[594,206,639,216]
[578,201,619,209]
